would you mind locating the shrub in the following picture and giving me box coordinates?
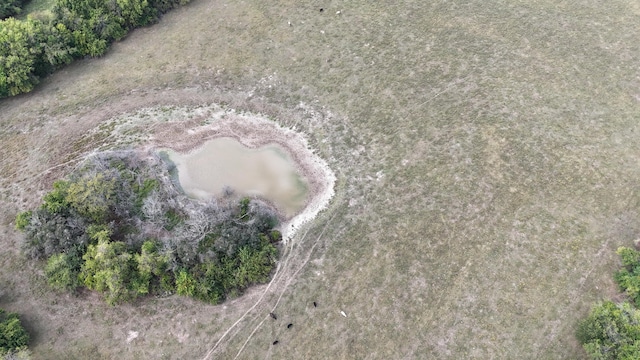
[14,211,31,231]
[0,309,29,354]
[163,209,182,230]
[65,173,116,223]
[79,229,140,305]
[577,301,640,359]
[45,248,84,291]
[0,18,43,97]
[175,269,196,297]
[615,247,640,307]
[41,180,70,214]
[20,208,88,259]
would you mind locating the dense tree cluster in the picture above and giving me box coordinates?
[0,0,189,97]
[0,0,22,19]
[16,150,281,305]
[577,246,640,359]
[0,308,29,356]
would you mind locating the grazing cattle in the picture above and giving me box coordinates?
[320,8,324,12]
[287,323,293,329]
[270,312,278,320]
[313,301,317,307]
[273,340,279,345]
[340,310,347,317]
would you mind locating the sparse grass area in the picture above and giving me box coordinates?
[1,0,640,359]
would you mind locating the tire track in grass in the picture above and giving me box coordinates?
[232,212,338,360]
[202,213,337,360]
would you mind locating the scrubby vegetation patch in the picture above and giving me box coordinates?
[16,150,281,305]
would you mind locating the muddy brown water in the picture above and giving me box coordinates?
[162,137,309,217]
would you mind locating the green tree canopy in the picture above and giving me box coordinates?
[0,0,190,97]
[0,0,22,19]
[80,229,138,305]
[0,309,29,354]
[0,17,43,97]
[614,247,640,307]
[577,301,640,360]
[65,173,116,223]
[45,245,84,291]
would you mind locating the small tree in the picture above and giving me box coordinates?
[41,180,70,214]
[577,301,640,359]
[175,269,196,297]
[45,245,84,291]
[65,173,116,223]
[14,211,31,231]
[0,309,29,354]
[80,230,138,305]
[133,240,168,295]
[615,247,640,307]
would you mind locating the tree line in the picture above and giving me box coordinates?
[0,0,190,98]
[16,150,282,305]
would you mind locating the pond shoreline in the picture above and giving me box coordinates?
[139,106,336,243]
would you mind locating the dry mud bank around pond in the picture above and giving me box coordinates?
[125,104,336,241]
[1,1,640,359]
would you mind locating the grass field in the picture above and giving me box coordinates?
[1,0,640,358]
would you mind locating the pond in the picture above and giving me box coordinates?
[161,137,309,217]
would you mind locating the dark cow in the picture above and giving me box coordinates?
[287,323,293,329]
[313,301,317,308]
[273,340,279,345]
[270,312,277,320]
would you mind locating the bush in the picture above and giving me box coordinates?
[0,18,45,97]
[615,247,640,307]
[175,269,195,297]
[577,301,640,359]
[79,230,140,305]
[14,211,31,231]
[65,173,116,223]
[0,309,29,355]
[45,248,84,291]
[20,208,89,260]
